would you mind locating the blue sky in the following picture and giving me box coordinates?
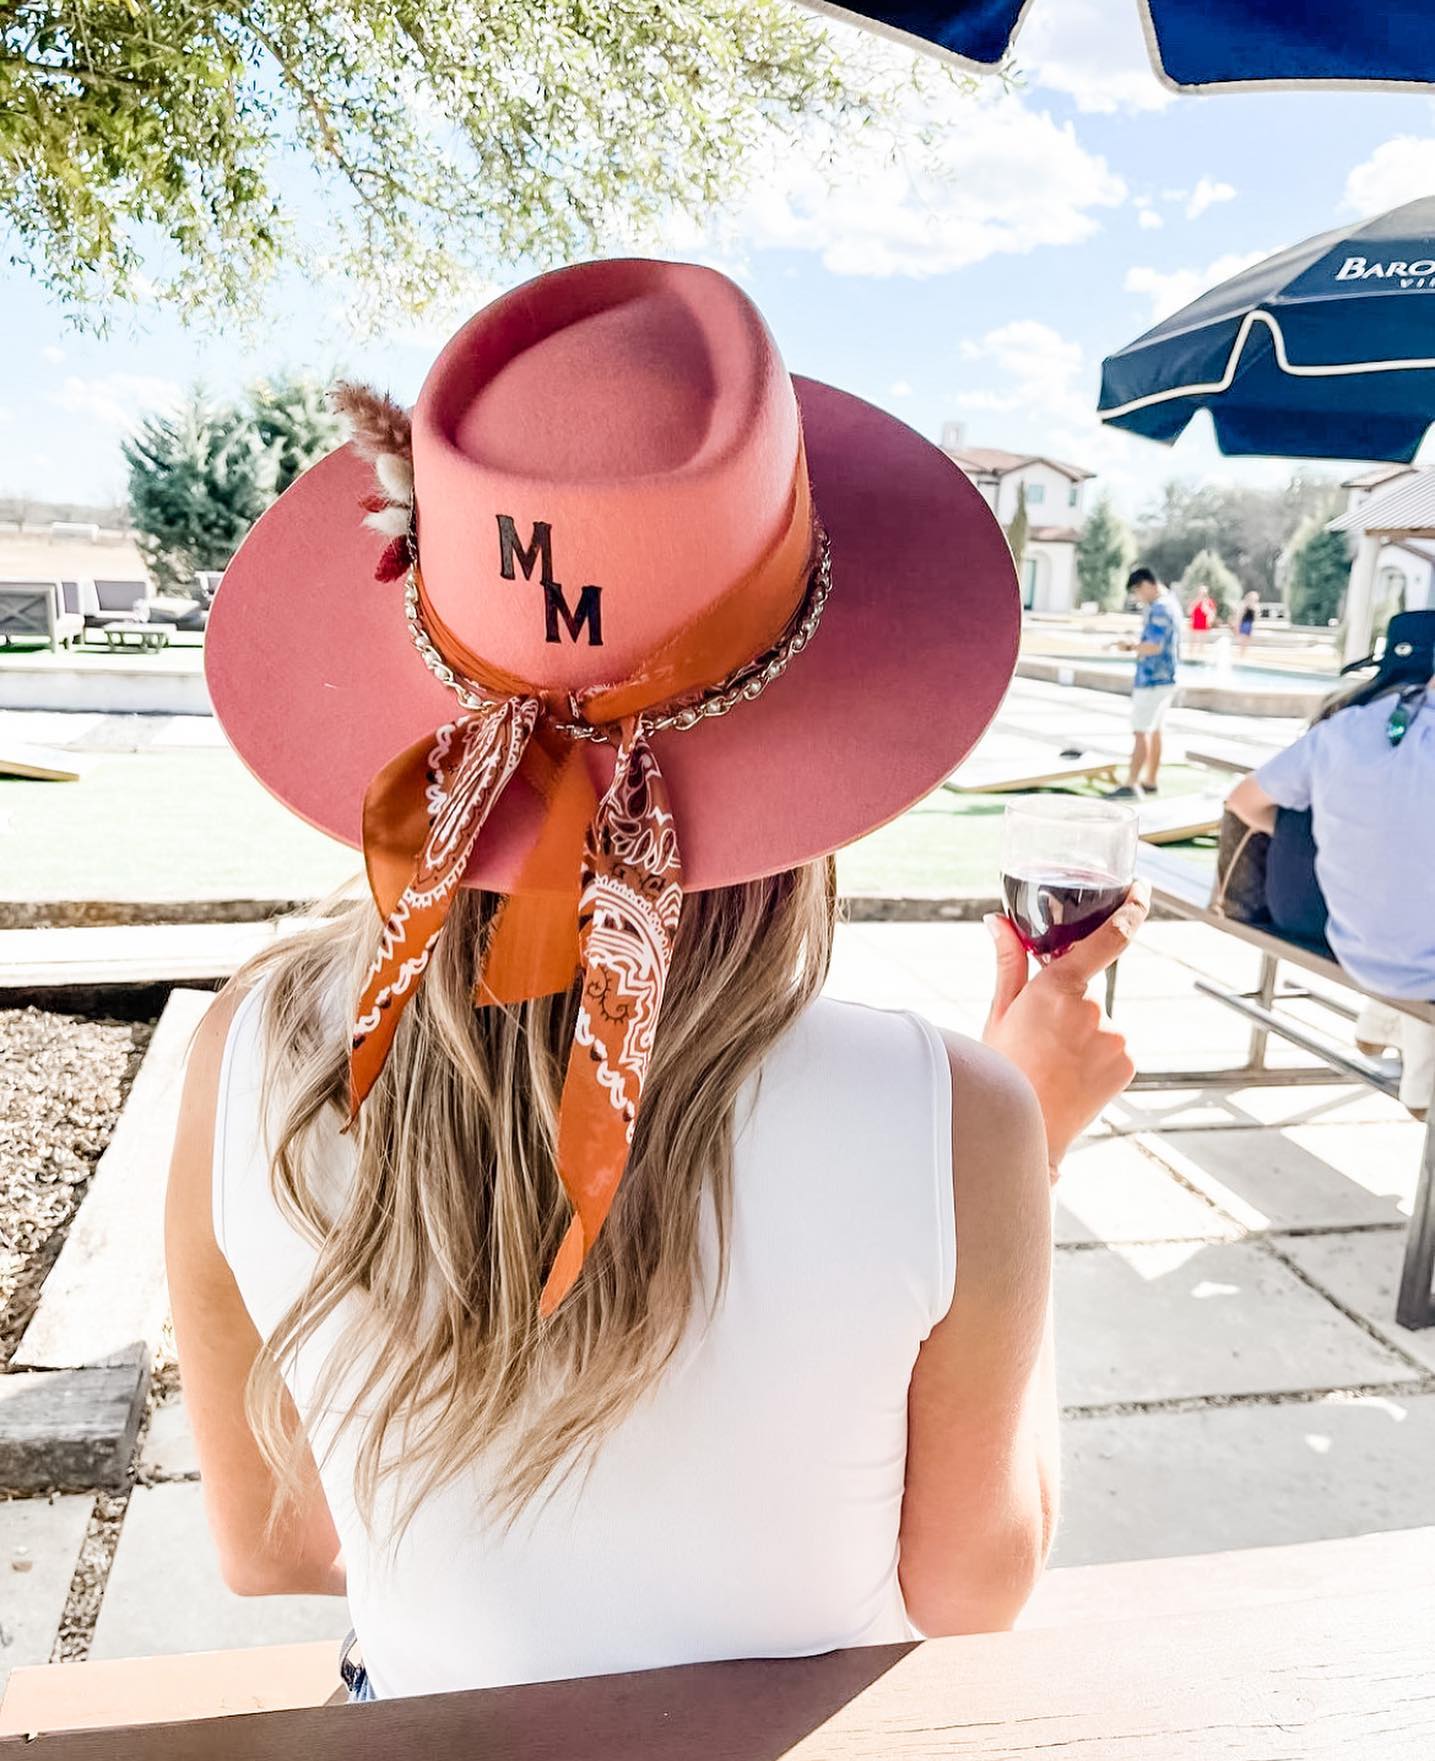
[5,0,1435,516]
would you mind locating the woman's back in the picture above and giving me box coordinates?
[216,986,954,1698]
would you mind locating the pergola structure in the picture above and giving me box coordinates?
[1328,471,1435,665]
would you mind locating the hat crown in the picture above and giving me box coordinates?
[410,260,803,692]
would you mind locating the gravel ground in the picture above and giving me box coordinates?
[0,1008,154,1367]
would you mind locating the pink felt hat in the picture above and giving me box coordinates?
[210,258,1021,1314]
[207,257,1018,890]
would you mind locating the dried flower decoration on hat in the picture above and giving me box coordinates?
[332,382,415,582]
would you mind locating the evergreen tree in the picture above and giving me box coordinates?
[1178,548,1241,620]
[125,378,343,591]
[1286,516,1352,628]
[1075,494,1134,610]
[1005,486,1030,574]
[124,392,276,593]
[250,375,342,495]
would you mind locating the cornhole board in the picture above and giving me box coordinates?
[945,754,1120,794]
[1136,795,1224,845]
[0,741,85,782]
[1185,739,1279,777]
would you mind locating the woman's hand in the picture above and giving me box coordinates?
[981,882,1149,1177]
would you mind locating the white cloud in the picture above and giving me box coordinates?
[1124,249,1271,322]
[50,373,182,432]
[1344,136,1435,216]
[955,319,1096,453]
[733,86,1126,279]
[41,345,65,365]
[1186,177,1236,220]
[889,379,913,398]
[1018,0,1171,114]
[1138,208,1164,230]
[961,319,1083,390]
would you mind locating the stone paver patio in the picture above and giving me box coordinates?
[3,672,1432,1690]
[6,917,1433,1684]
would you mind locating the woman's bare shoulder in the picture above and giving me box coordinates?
[939,1029,1044,1151]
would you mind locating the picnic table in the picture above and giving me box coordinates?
[7,1529,1432,1757]
[1128,843,1435,1328]
[101,623,170,655]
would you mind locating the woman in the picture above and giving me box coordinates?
[1235,591,1260,656]
[168,260,1144,1701]
[1227,610,1435,1119]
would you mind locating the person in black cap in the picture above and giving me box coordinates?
[1226,611,1435,1118]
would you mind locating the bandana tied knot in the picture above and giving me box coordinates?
[351,703,684,1316]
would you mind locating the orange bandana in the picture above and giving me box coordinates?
[350,449,822,1316]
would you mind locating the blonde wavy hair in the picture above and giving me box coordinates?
[236,859,835,1533]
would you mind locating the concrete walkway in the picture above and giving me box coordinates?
[7,919,1433,1688]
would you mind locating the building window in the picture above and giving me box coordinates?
[1024,482,1045,505]
[1068,484,1079,507]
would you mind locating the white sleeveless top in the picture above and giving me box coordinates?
[215,988,955,1700]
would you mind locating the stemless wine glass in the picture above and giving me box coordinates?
[1000,798,1138,961]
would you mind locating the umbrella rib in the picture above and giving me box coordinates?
[1100,309,1435,422]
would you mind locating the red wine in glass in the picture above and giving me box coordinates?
[1003,866,1128,960]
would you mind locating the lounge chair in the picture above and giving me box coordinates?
[87,579,152,631]
[0,580,84,650]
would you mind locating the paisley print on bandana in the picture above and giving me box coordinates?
[349,699,539,1115]
[349,709,685,1318]
[544,732,684,1316]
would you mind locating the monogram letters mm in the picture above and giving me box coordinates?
[496,515,604,647]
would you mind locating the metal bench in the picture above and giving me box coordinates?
[1122,843,1435,1329]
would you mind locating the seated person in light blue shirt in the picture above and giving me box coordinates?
[1109,567,1181,800]
[1227,611,1435,1119]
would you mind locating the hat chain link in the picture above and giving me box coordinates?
[403,532,832,742]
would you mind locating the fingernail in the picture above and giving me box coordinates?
[983,914,1002,943]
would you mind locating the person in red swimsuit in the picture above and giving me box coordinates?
[1189,590,1217,652]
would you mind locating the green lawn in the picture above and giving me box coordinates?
[0,748,1218,906]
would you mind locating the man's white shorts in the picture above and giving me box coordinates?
[1131,685,1176,733]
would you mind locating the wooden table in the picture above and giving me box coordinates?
[11,1579,1431,1758]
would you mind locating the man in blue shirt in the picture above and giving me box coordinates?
[1109,566,1180,798]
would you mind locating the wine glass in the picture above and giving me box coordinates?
[1000,798,1138,961]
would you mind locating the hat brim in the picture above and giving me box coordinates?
[205,378,1020,891]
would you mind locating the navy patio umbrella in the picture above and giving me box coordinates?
[1096,198,1435,463]
[811,0,1435,91]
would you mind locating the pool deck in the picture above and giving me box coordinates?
[0,641,208,716]
[1016,653,1330,719]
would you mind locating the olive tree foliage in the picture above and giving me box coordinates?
[1178,547,1241,620]
[1,1,899,327]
